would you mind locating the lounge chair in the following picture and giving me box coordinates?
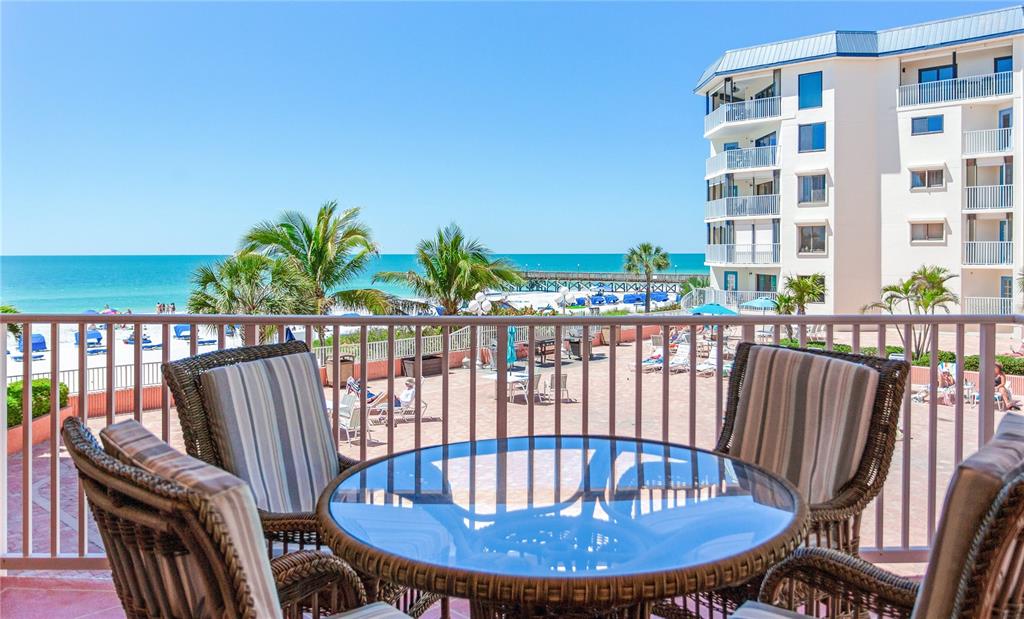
[86,346,107,356]
[11,352,44,362]
[335,393,371,444]
[162,341,440,617]
[61,417,407,619]
[604,293,619,304]
[590,295,606,305]
[736,413,1024,619]
[368,386,431,424]
[668,345,692,373]
[17,333,47,353]
[123,332,152,345]
[655,343,908,617]
[173,324,191,340]
[74,329,102,348]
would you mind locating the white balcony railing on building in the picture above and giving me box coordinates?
[0,312,1015,572]
[703,96,781,134]
[965,185,1013,210]
[704,194,780,220]
[705,243,780,265]
[705,145,777,177]
[963,128,1013,155]
[684,288,779,308]
[963,296,1014,315]
[963,240,1014,265]
[898,71,1013,107]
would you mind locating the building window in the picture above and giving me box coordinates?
[919,65,954,83]
[911,115,944,135]
[911,222,945,241]
[910,168,944,189]
[996,56,1013,73]
[797,174,827,203]
[797,225,827,254]
[798,123,826,152]
[798,71,822,109]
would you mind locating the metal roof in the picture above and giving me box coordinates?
[696,5,1024,92]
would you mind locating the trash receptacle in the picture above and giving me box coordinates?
[326,355,355,386]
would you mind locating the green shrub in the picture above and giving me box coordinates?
[6,379,69,427]
[313,326,443,348]
[778,339,1021,374]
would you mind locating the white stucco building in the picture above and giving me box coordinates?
[698,6,1024,315]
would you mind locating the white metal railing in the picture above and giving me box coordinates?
[898,71,1013,107]
[963,240,1014,265]
[704,96,781,134]
[704,194,780,220]
[0,311,1015,573]
[683,288,779,308]
[963,296,1014,315]
[705,243,780,265]
[705,145,777,177]
[964,185,1013,210]
[963,128,1013,155]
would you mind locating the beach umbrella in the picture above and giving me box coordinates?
[82,309,99,315]
[284,327,296,342]
[507,326,517,365]
[739,297,778,313]
[690,303,738,316]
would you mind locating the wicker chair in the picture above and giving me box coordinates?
[162,341,439,617]
[735,412,1024,619]
[655,342,909,618]
[61,417,408,619]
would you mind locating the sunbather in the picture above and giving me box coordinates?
[995,363,1020,411]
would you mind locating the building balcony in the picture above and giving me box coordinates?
[962,296,1014,315]
[898,71,1013,108]
[705,145,777,178]
[963,128,1013,157]
[1,311,1020,611]
[963,240,1014,266]
[705,242,780,265]
[703,96,781,136]
[964,185,1013,211]
[704,194,780,221]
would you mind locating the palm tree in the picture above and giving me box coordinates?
[782,274,826,315]
[187,253,313,342]
[0,304,21,336]
[373,223,524,316]
[773,293,796,339]
[242,202,395,317]
[863,265,958,357]
[623,243,671,313]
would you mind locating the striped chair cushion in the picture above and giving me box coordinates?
[199,352,339,513]
[329,602,412,618]
[732,346,880,504]
[911,414,1024,619]
[100,420,282,619]
[732,601,810,618]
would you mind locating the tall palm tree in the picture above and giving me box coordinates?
[373,223,523,316]
[623,243,670,313]
[187,253,313,342]
[242,202,395,317]
[782,273,826,315]
[0,304,21,336]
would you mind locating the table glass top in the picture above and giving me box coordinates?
[327,436,799,578]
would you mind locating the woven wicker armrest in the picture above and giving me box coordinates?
[339,453,359,471]
[273,550,367,615]
[759,548,918,618]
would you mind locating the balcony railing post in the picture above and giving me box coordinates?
[979,323,997,444]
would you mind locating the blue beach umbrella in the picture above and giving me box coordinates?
[739,297,778,311]
[690,303,738,316]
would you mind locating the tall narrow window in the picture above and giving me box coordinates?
[798,123,826,152]
[798,71,822,109]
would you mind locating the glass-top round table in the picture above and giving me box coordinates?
[317,436,807,618]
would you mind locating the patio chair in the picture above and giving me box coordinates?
[655,342,908,618]
[509,374,545,403]
[336,393,370,445]
[735,413,1024,619]
[544,373,570,402]
[162,341,439,617]
[61,417,407,619]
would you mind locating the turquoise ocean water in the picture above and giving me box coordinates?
[0,254,707,314]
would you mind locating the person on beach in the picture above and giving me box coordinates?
[995,363,1020,411]
[169,303,176,313]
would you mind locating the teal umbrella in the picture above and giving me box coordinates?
[507,326,517,365]
[690,303,738,316]
[739,297,778,311]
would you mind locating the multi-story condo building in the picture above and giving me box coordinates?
[697,6,1024,315]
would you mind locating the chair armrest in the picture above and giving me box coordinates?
[760,547,918,617]
[338,453,360,471]
[272,550,367,615]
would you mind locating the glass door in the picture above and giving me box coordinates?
[999,108,1013,151]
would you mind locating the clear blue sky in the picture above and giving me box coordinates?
[2,1,1016,255]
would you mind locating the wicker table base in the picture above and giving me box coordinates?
[468,600,653,618]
